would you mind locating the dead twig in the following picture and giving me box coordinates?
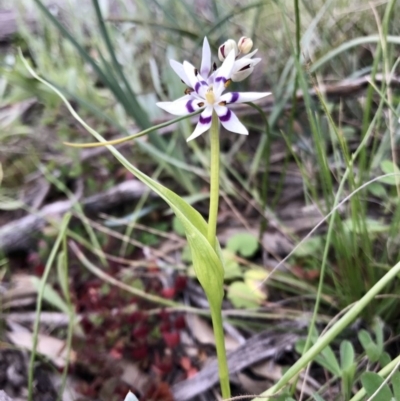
[0,180,151,254]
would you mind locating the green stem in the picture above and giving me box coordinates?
[207,111,220,248]
[207,111,230,399]
[211,306,231,399]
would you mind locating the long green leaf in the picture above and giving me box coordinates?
[310,35,400,73]
[91,0,152,130]
[105,18,199,40]
[203,1,265,42]
[32,0,115,93]
[32,0,150,130]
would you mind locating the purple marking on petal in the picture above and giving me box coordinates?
[219,109,232,122]
[215,76,228,84]
[195,82,201,93]
[239,64,251,71]
[186,100,195,113]
[199,115,212,124]
[230,92,239,103]
[195,81,208,94]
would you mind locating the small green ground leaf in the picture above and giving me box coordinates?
[392,371,400,400]
[340,340,356,400]
[320,344,341,376]
[244,268,268,300]
[361,372,393,401]
[0,197,25,210]
[379,352,391,367]
[380,160,400,185]
[227,281,263,309]
[358,330,380,362]
[368,183,387,198]
[296,338,340,376]
[30,277,69,314]
[56,251,69,301]
[222,250,242,280]
[226,232,259,257]
[373,318,385,352]
[172,215,186,236]
[312,394,327,401]
[181,245,192,263]
[340,340,355,371]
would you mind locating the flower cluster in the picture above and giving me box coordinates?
[157,37,270,142]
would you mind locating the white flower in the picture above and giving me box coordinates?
[156,37,270,142]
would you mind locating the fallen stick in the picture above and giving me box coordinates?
[0,180,150,254]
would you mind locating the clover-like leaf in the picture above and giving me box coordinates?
[226,232,259,257]
[361,372,393,401]
[227,281,264,309]
[222,250,243,280]
[380,160,400,185]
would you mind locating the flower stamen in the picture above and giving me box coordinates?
[205,87,216,104]
[224,79,232,88]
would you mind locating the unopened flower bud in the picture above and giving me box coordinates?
[238,37,253,54]
[218,39,238,61]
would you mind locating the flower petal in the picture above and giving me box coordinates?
[214,50,236,96]
[242,49,258,59]
[232,67,255,82]
[232,57,261,74]
[230,54,261,82]
[214,104,248,135]
[183,61,208,97]
[187,106,213,141]
[219,91,271,104]
[169,60,191,87]
[200,37,211,77]
[157,95,205,116]
[182,60,199,88]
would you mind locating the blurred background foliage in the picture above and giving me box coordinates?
[1,0,400,399]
